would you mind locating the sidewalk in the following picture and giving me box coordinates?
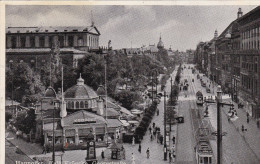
[202,73,260,161]
[6,130,43,156]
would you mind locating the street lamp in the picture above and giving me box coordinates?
[205,85,233,164]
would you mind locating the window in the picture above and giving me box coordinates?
[39,36,45,47]
[30,36,35,47]
[11,36,16,48]
[76,101,80,109]
[20,37,26,48]
[59,36,64,47]
[85,101,88,108]
[78,37,83,46]
[71,101,74,109]
[80,101,84,108]
[49,36,53,47]
[255,64,258,73]
[68,36,74,47]
[68,101,71,109]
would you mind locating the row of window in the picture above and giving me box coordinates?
[66,99,97,109]
[241,74,258,94]
[241,27,260,39]
[241,62,258,73]
[241,40,260,50]
[7,34,99,49]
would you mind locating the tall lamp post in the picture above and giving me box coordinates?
[163,91,167,161]
[206,85,233,164]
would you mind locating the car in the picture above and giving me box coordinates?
[158,92,163,97]
[202,82,206,87]
[206,88,211,93]
[176,115,184,123]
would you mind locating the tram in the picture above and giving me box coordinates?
[195,128,213,164]
[196,91,204,105]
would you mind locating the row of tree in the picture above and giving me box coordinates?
[6,49,176,110]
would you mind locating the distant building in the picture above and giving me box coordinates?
[6,24,100,68]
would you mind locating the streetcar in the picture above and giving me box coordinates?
[195,128,213,164]
[196,91,204,105]
[195,138,213,164]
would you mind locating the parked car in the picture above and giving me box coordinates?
[206,88,211,93]
[202,82,206,87]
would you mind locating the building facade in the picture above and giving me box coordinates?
[6,25,100,68]
[195,7,260,118]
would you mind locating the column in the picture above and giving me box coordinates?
[6,36,11,48]
[92,126,96,141]
[63,129,66,147]
[44,132,48,145]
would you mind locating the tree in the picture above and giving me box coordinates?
[6,63,45,103]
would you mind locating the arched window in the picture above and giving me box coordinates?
[80,101,84,108]
[68,101,71,109]
[76,101,80,109]
[78,37,83,47]
[85,101,88,108]
[71,101,74,109]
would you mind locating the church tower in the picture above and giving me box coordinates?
[157,34,164,50]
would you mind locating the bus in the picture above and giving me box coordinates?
[196,91,204,105]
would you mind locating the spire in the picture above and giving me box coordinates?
[77,73,84,86]
[237,8,243,19]
[214,29,218,40]
[91,10,94,27]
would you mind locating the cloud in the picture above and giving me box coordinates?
[6,5,258,51]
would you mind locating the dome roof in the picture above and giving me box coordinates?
[44,86,57,98]
[157,36,164,49]
[64,75,98,99]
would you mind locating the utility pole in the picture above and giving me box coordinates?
[52,103,55,164]
[217,86,222,164]
[164,91,167,160]
[155,71,158,95]
[170,77,173,132]
[152,75,154,102]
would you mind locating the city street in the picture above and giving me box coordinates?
[179,64,260,164]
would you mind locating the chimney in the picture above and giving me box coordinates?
[237,8,243,18]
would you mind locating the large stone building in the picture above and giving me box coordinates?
[195,6,260,118]
[6,24,100,68]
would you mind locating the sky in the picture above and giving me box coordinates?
[6,5,257,51]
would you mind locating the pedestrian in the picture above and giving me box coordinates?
[228,117,230,123]
[42,144,46,154]
[242,125,245,132]
[132,153,135,164]
[150,134,153,141]
[160,135,163,144]
[169,150,172,162]
[257,120,260,128]
[247,112,249,118]
[146,148,150,159]
[16,131,19,139]
[121,146,125,160]
[172,136,175,144]
[132,136,135,145]
[101,150,105,159]
[138,143,141,153]
[149,126,152,134]
[247,117,249,123]
[157,109,159,116]
[153,122,155,128]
